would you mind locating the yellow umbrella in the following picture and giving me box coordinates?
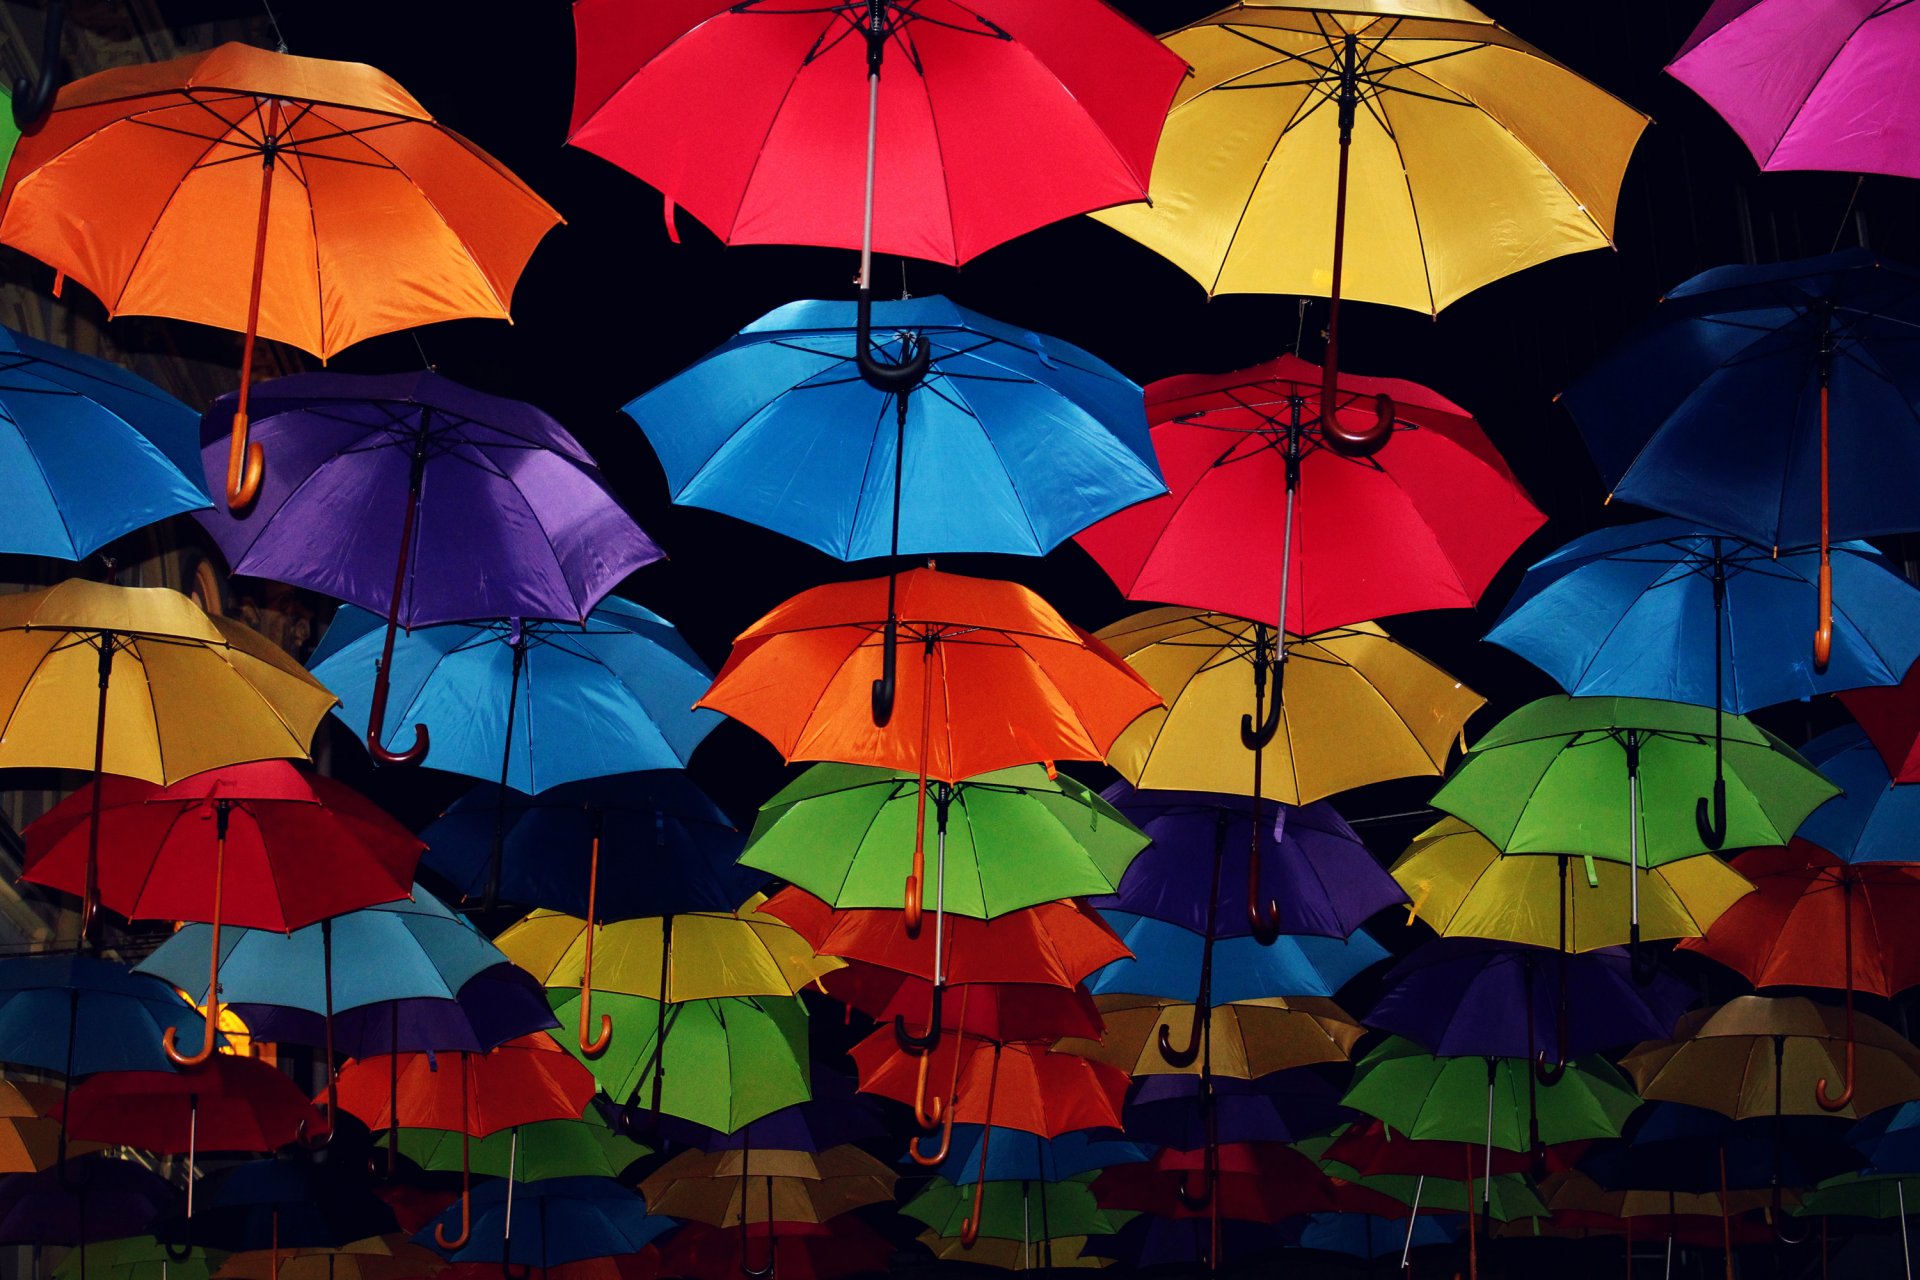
[0,579,335,934]
[1058,994,1362,1078]
[213,1236,441,1280]
[494,893,841,1057]
[1621,996,1920,1122]
[0,1081,96,1173]
[1098,610,1481,803]
[916,1231,1110,1269]
[638,1144,896,1227]
[1093,1,1647,314]
[1392,817,1755,951]
[1538,1171,1784,1221]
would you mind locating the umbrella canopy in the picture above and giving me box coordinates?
[1086,1217,1292,1270]
[54,1237,225,1280]
[1059,994,1364,1078]
[659,1219,893,1280]
[1097,785,1405,939]
[1488,519,1920,710]
[1581,1102,1863,1193]
[1097,610,1483,803]
[415,1177,671,1267]
[0,955,217,1076]
[900,1174,1126,1242]
[551,993,811,1133]
[1622,996,1920,1120]
[627,296,1163,560]
[1669,0,1920,178]
[65,1056,315,1154]
[827,961,1104,1042]
[851,1031,1129,1137]
[741,764,1148,916]
[1365,939,1692,1062]
[1678,842,1920,996]
[0,325,207,559]
[639,1145,897,1226]
[309,600,719,793]
[568,0,1182,265]
[1391,817,1753,950]
[1793,1171,1920,1218]
[1795,724,1920,863]
[173,1157,398,1252]
[214,1238,446,1280]
[1342,1038,1640,1150]
[0,1157,175,1245]
[927,1128,1148,1187]
[327,1034,595,1138]
[1321,1164,1548,1223]
[1093,1143,1335,1221]
[1124,1071,1347,1150]
[1298,1213,1461,1261]
[0,1082,91,1174]
[1847,1100,1920,1175]
[1092,1,1646,310]
[1076,355,1543,632]
[698,565,1160,782]
[1088,910,1387,1004]
[420,773,756,919]
[24,761,419,930]
[1321,1118,1588,1179]
[1840,658,1920,784]
[652,1068,886,1155]
[399,1110,641,1183]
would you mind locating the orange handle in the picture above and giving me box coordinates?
[165,827,224,1069]
[226,413,264,511]
[1814,556,1833,672]
[908,1104,953,1167]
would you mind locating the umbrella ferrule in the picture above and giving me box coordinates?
[865,0,889,75]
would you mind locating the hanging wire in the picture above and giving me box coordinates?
[261,0,290,52]
[411,331,437,373]
[1831,175,1867,253]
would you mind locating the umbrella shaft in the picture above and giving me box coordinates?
[860,70,880,290]
[932,821,946,987]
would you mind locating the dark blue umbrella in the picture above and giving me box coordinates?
[1563,249,1920,669]
[0,1157,175,1245]
[1850,1101,1920,1175]
[415,1176,673,1266]
[1582,1102,1862,1194]
[0,955,214,1076]
[1796,723,1920,863]
[0,326,207,559]
[927,1128,1148,1186]
[1085,1217,1296,1269]
[626,295,1163,562]
[421,771,760,919]
[162,1151,398,1252]
[1122,1072,1348,1149]
[1296,1212,1460,1261]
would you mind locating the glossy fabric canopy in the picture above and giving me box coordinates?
[569,0,1183,264]
[1060,994,1363,1078]
[1793,724,1920,862]
[1342,1037,1639,1149]
[0,43,558,358]
[1093,1,1646,309]
[64,1056,313,1154]
[0,956,215,1076]
[628,296,1163,560]
[1078,355,1543,632]
[851,1031,1128,1136]
[328,1033,595,1137]
[1088,910,1386,1003]
[415,1178,672,1267]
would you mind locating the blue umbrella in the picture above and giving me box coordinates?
[1581,1102,1861,1193]
[1089,910,1386,1004]
[162,1154,397,1252]
[626,296,1163,562]
[1562,249,1920,669]
[925,1128,1148,1186]
[1123,1072,1348,1149]
[310,599,720,793]
[0,955,214,1076]
[1797,724,1920,863]
[0,326,207,559]
[420,771,760,919]
[416,1176,672,1267]
[0,1157,176,1245]
[1850,1102,1920,1175]
[1297,1212,1460,1261]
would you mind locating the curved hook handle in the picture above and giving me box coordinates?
[578,985,612,1058]
[1176,1170,1214,1211]
[11,0,66,128]
[1157,1015,1201,1069]
[161,1231,193,1263]
[871,614,898,728]
[1814,555,1833,673]
[893,984,941,1053]
[910,1050,946,1132]
[1322,388,1395,459]
[1772,1187,1809,1245]
[225,413,265,512]
[907,1102,954,1167]
[1532,1050,1567,1087]
[1248,893,1284,947]
[613,1101,657,1141]
[902,870,922,938]
[366,675,430,768]
[163,989,219,1067]
[739,1252,774,1280]
[500,1264,531,1280]
[432,1191,471,1251]
[1816,1035,1856,1113]
[856,289,931,395]
[1694,779,1727,851]
[1239,694,1280,752]
[959,1178,986,1249]
[295,1104,334,1150]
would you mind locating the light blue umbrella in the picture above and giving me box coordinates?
[1798,724,1920,863]
[0,327,207,558]
[625,296,1164,561]
[1488,519,1920,712]
[308,597,720,793]
[1090,910,1386,1003]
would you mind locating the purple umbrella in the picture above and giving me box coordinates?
[230,963,558,1057]
[1085,1216,1297,1269]
[1669,0,1920,179]
[1365,938,1693,1065]
[1095,785,1406,940]
[196,370,662,767]
[0,1156,174,1245]
[1122,1072,1350,1151]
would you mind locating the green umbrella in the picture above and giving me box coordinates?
[55,1239,223,1280]
[1432,696,1836,963]
[900,1173,1132,1244]
[1342,1037,1640,1155]
[1793,1172,1920,1219]
[1325,1162,1550,1223]
[547,989,810,1133]
[398,1108,645,1181]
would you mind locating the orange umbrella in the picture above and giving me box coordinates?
[0,42,560,509]
[698,565,1160,929]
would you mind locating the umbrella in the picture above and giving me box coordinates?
[1096,784,1407,939]
[1841,657,1920,784]
[1670,0,1920,178]
[899,1174,1127,1246]
[0,324,208,559]
[326,1035,595,1250]
[415,1178,671,1269]
[1432,695,1836,972]
[697,564,1160,925]
[1794,1171,1920,1280]
[651,1068,886,1155]
[1086,1217,1293,1270]
[398,1110,641,1184]
[1582,1103,1863,1196]
[0,580,336,937]
[309,599,719,799]
[639,1144,896,1227]
[1093,1143,1335,1222]
[626,295,1164,563]
[195,371,661,767]
[54,1237,224,1280]
[0,1082,93,1175]
[927,1129,1147,1187]
[826,961,1104,1042]
[1123,1071,1348,1150]
[1076,355,1544,635]
[0,1156,175,1246]
[1391,816,1754,951]
[1563,250,1920,665]
[1622,996,1920,1121]
[1060,994,1363,1078]
[1321,1119,1588,1180]
[1088,910,1386,1003]
[419,772,756,919]
[1796,723,1920,864]
[0,955,218,1076]
[168,1156,398,1255]
[25,761,420,1071]
[213,1237,445,1280]
[658,1219,893,1280]
[1298,1212,1461,1262]
[551,992,812,1134]
[0,42,560,508]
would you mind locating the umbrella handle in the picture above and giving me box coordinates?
[856,288,930,394]
[1816,932,1856,1112]
[295,1104,333,1149]
[433,1106,472,1250]
[1533,1050,1566,1087]
[907,1102,953,1167]
[893,984,941,1052]
[1694,782,1727,850]
[226,414,265,511]
[1157,1014,1201,1069]
[366,669,430,766]
[10,0,65,127]
[579,843,612,1056]
[959,1177,986,1249]
[1176,1170,1213,1211]
[871,613,898,727]
[161,1229,192,1263]
[165,832,224,1068]
[910,1049,946,1132]
[1239,695,1280,751]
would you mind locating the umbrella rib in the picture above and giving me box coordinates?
[339,127,515,317]
[104,122,235,316]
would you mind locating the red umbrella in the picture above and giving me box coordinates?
[324,1032,596,1249]
[829,961,1105,1042]
[852,1029,1126,1144]
[657,1218,891,1280]
[22,761,420,1074]
[64,1056,315,1216]
[1093,1143,1335,1221]
[1840,665,1920,783]
[1323,1119,1589,1180]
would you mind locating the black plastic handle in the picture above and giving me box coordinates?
[871,614,898,727]
[1694,779,1727,850]
[894,984,942,1053]
[12,0,66,129]
[856,288,930,394]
